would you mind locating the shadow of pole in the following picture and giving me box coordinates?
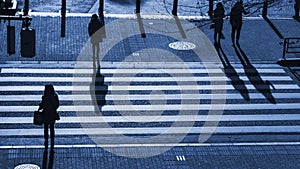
[233,44,276,104]
[215,43,250,101]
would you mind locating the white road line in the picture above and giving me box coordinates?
[0,84,298,91]
[0,103,299,112]
[1,93,300,101]
[0,126,299,136]
[0,76,293,82]
[1,114,300,124]
[0,68,286,74]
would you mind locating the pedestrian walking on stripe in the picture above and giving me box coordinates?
[213,2,225,47]
[230,0,249,46]
[38,84,60,150]
[294,0,300,20]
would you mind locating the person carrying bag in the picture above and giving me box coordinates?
[38,84,60,149]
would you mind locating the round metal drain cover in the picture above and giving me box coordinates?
[14,164,40,169]
[168,41,196,50]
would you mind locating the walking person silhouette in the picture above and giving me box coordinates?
[230,0,249,46]
[39,84,60,150]
[88,14,104,68]
[213,2,225,47]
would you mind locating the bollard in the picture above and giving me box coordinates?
[262,0,268,18]
[208,0,213,18]
[61,0,66,37]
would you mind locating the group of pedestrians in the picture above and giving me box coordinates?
[212,0,249,47]
[212,0,300,47]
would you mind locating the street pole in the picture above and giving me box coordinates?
[136,0,140,13]
[208,0,213,18]
[172,0,178,16]
[98,0,104,16]
[61,0,66,37]
[262,0,268,18]
[24,0,29,16]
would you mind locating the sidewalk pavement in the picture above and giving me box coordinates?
[0,13,300,168]
[0,14,299,63]
[2,144,300,169]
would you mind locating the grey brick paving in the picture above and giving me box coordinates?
[0,13,300,168]
[1,145,300,169]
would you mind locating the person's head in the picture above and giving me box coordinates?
[238,0,243,5]
[91,14,98,21]
[216,2,223,9]
[44,84,55,96]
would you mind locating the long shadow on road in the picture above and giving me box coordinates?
[233,44,276,104]
[215,44,250,101]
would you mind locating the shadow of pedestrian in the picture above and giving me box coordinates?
[42,149,54,169]
[90,62,108,113]
[233,44,276,104]
[215,43,249,101]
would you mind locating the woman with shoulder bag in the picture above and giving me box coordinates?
[38,84,60,150]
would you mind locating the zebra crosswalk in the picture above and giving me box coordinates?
[0,62,299,146]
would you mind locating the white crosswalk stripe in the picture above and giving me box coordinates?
[0,63,299,145]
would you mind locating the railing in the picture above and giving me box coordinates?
[282,38,300,60]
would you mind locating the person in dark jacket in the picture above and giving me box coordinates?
[39,84,59,149]
[88,14,104,68]
[294,0,300,19]
[230,0,249,45]
[213,2,225,46]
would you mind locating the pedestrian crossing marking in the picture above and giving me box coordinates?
[0,103,300,112]
[0,63,299,144]
[0,68,286,74]
[1,93,300,101]
[1,126,300,136]
[1,114,300,124]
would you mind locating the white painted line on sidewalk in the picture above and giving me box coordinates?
[2,141,300,149]
[1,114,300,124]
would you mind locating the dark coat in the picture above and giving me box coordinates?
[230,2,248,28]
[88,17,104,45]
[39,93,59,124]
[213,7,225,32]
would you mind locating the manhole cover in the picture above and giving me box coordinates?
[14,164,40,169]
[168,41,196,50]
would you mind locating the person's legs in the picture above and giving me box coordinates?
[50,123,55,149]
[44,123,49,147]
[231,26,236,45]
[217,30,222,45]
[214,29,218,45]
[236,26,242,45]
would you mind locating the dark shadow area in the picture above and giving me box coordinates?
[42,149,54,169]
[90,55,108,113]
[174,15,187,39]
[215,43,249,101]
[263,16,284,39]
[136,13,146,38]
[233,44,276,104]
